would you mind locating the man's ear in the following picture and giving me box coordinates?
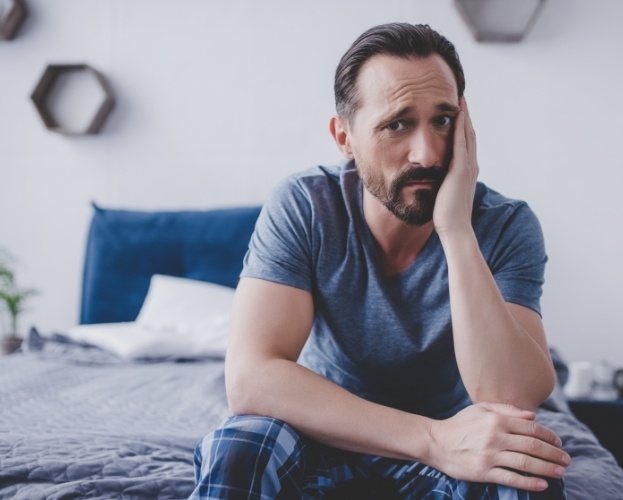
[329,116,354,159]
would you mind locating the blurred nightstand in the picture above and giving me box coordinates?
[568,398,623,466]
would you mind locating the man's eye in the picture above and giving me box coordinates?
[386,121,406,131]
[433,116,453,127]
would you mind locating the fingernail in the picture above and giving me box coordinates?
[537,479,548,490]
[562,454,571,465]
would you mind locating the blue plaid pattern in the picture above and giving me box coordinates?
[190,416,565,499]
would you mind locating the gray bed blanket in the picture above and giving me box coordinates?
[0,330,229,499]
[1,331,622,499]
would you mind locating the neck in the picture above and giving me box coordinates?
[362,189,435,276]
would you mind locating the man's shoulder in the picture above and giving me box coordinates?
[473,182,542,238]
[474,182,528,211]
[473,182,540,222]
[282,160,351,189]
[271,160,355,206]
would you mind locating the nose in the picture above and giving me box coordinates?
[407,129,442,168]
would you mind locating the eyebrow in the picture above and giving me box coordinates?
[436,102,460,113]
[381,102,460,125]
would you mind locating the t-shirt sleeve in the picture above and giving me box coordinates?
[240,177,314,292]
[488,204,548,316]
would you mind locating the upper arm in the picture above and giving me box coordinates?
[507,303,548,351]
[225,277,314,393]
[488,204,547,317]
[507,302,555,377]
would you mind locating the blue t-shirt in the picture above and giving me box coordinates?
[241,160,547,419]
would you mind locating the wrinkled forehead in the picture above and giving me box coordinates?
[355,54,459,115]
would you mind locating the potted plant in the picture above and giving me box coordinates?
[0,249,38,355]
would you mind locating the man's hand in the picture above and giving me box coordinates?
[433,96,479,237]
[427,403,570,491]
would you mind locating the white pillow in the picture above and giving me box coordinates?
[67,275,235,360]
[136,274,235,336]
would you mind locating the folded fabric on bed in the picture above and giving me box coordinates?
[67,275,234,360]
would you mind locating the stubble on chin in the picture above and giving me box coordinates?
[359,166,442,227]
[386,188,437,227]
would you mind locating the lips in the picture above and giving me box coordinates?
[405,179,437,185]
[403,179,439,188]
[388,165,447,199]
[398,165,447,185]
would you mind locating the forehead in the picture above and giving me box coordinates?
[355,54,459,117]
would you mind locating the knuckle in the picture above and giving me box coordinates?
[482,429,498,448]
[528,420,541,436]
[476,457,494,480]
[514,454,530,471]
[527,437,542,455]
[487,411,502,425]
[501,470,518,487]
[502,403,517,414]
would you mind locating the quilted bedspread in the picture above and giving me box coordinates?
[1,330,622,499]
[0,331,229,499]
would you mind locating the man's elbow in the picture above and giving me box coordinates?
[534,372,557,410]
[526,362,558,410]
[225,365,257,415]
[225,357,280,416]
[470,368,557,412]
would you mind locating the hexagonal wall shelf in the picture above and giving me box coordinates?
[0,0,27,40]
[454,0,547,42]
[30,64,115,135]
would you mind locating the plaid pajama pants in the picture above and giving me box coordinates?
[190,415,565,500]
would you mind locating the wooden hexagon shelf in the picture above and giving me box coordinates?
[30,64,115,136]
[0,0,28,40]
[454,0,547,42]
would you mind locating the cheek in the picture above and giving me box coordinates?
[369,137,402,162]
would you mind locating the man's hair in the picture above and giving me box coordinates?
[334,23,465,122]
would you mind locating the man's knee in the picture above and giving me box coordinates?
[195,415,304,487]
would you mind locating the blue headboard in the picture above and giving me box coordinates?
[80,203,262,324]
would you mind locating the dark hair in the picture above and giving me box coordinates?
[334,23,465,121]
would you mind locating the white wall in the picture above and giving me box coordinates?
[1,0,622,366]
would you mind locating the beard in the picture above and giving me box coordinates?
[359,163,448,227]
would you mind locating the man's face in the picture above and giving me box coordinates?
[345,54,460,226]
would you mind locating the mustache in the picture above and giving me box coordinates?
[394,165,448,186]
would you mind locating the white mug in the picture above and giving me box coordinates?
[564,361,594,399]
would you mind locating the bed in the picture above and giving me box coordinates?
[0,203,621,499]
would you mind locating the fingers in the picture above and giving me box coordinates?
[477,403,562,449]
[508,417,564,449]
[450,96,478,187]
[459,96,477,164]
[435,404,569,493]
[487,445,568,492]
[486,467,552,492]
[486,432,569,492]
[502,434,570,469]
[494,415,571,489]
[487,403,565,451]
[453,97,467,153]
[478,402,571,470]
[479,402,537,421]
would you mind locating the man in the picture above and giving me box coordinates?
[191,23,570,499]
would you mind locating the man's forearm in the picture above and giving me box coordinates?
[227,356,434,461]
[226,354,569,491]
[439,228,556,410]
